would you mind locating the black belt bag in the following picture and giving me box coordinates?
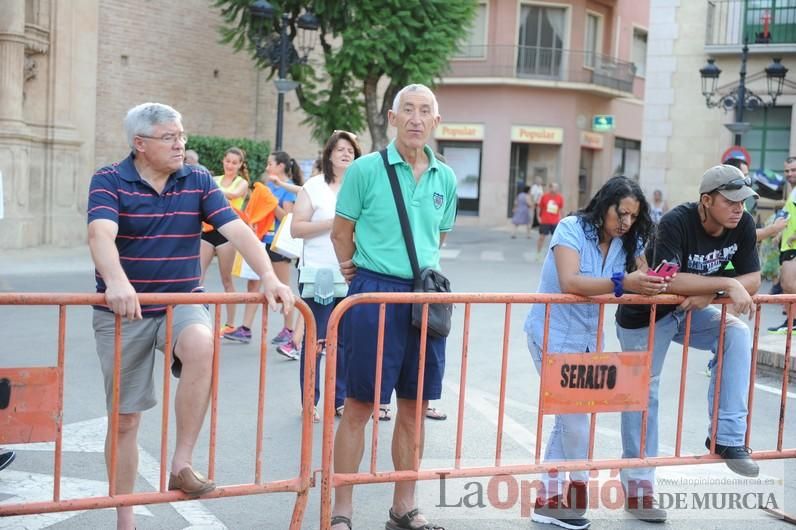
[412,268,452,339]
[380,149,452,339]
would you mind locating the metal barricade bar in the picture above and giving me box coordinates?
[319,291,796,529]
[0,292,316,530]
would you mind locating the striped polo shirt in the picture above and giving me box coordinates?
[87,153,237,316]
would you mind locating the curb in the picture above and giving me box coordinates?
[756,334,796,376]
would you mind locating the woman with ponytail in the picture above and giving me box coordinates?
[225,150,303,353]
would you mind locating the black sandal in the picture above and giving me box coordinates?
[331,514,352,529]
[385,507,444,529]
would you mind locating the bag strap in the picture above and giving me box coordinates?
[380,149,422,285]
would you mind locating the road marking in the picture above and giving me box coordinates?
[754,382,796,400]
[480,250,504,262]
[2,416,226,529]
[443,382,779,483]
[440,248,461,260]
[0,470,154,529]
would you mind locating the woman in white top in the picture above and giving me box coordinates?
[291,130,362,421]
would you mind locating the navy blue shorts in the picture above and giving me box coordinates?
[343,268,446,404]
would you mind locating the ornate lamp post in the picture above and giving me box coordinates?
[249,1,319,151]
[699,43,789,147]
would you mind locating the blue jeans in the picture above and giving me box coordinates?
[616,306,752,497]
[527,335,589,500]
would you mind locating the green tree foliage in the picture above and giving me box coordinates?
[186,135,271,183]
[214,0,477,150]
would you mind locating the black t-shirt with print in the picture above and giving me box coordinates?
[616,202,759,329]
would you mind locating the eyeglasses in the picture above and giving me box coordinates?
[137,132,188,144]
[333,130,357,140]
[711,176,751,193]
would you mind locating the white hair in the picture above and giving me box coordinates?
[123,102,182,150]
[391,84,439,117]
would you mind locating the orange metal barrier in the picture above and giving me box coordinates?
[0,292,317,529]
[318,292,796,528]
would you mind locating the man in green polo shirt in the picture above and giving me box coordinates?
[329,84,457,530]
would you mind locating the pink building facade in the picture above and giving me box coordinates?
[434,0,649,224]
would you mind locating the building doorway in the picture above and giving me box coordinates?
[508,143,529,217]
[438,141,482,215]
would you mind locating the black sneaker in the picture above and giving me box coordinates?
[705,438,759,477]
[625,495,667,522]
[767,319,795,334]
[0,450,15,472]
[532,495,591,529]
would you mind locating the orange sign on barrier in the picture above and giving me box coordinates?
[539,351,650,414]
[0,367,62,444]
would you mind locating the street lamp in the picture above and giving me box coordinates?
[249,1,319,151]
[699,43,789,146]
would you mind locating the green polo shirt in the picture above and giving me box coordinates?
[336,140,457,279]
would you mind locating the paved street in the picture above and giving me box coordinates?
[0,225,794,529]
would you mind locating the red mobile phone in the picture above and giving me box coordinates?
[649,260,680,277]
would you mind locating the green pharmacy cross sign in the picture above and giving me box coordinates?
[592,115,615,132]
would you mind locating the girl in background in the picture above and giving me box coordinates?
[200,147,249,335]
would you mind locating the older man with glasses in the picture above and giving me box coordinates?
[615,164,761,523]
[87,102,294,530]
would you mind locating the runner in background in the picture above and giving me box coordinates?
[536,182,564,261]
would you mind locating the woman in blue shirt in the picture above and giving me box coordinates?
[526,176,669,530]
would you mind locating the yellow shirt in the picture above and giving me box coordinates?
[214,175,246,211]
[781,198,796,252]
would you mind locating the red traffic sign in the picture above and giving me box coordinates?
[721,145,752,167]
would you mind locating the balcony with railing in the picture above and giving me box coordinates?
[707,0,796,48]
[442,45,637,95]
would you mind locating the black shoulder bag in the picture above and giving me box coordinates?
[379,149,452,339]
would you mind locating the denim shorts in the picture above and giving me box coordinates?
[342,268,446,404]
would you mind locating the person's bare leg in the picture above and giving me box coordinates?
[331,397,372,528]
[780,260,796,321]
[171,325,213,474]
[199,240,215,285]
[241,279,262,329]
[272,260,294,331]
[292,313,305,349]
[216,242,237,326]
[536,232,547,254]
[391,398,429,522]
[105,412,141,530]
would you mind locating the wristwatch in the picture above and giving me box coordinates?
[714,290,727,298]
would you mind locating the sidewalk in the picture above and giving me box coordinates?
[0,244,93,278]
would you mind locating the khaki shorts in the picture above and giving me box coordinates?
[93,305,211,414]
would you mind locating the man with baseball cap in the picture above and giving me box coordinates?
[615,164,761,522]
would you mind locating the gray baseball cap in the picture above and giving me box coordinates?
[698,164,758,202]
